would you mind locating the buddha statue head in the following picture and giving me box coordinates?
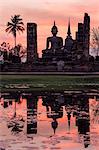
[51,21,58,36]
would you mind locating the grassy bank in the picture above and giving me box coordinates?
[0,75,99,91]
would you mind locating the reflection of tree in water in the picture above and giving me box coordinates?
[90,99,99,123]
[6,94,25,134]
[8,119,24,134]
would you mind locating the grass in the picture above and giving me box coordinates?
[0,74,99,91]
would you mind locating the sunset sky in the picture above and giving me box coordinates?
[0,0,99,56]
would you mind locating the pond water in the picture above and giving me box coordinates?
[0,90,99,150]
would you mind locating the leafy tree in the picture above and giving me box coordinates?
[6,15,25,47]
[92,27,99,56]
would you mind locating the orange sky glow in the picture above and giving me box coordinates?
[0,0,99,56]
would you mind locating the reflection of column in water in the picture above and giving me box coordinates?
[27,95,38,134]
[3,101,8,108]
[76,94,90,148]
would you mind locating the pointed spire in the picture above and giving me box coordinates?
[54,20,56,26]
[67,18,71,36]
[68,120,70,130]
[53,128,56,134]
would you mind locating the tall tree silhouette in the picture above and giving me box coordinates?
[92,27,99,56]
[6,15,25,47]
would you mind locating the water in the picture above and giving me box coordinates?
[0,90,99,150]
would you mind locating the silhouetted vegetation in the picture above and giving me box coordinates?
[92,27,99,58]
[5,15,25,47]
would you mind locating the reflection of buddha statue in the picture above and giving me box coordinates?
[46,21,63,52]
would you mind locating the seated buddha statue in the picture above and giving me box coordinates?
[43,21,63,54]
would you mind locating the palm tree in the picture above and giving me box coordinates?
[6,15,25,47]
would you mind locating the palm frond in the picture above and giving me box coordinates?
[7,22,14,26]
[17,25,25,31]
[5,26,12,32]
[18,22,24,25]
